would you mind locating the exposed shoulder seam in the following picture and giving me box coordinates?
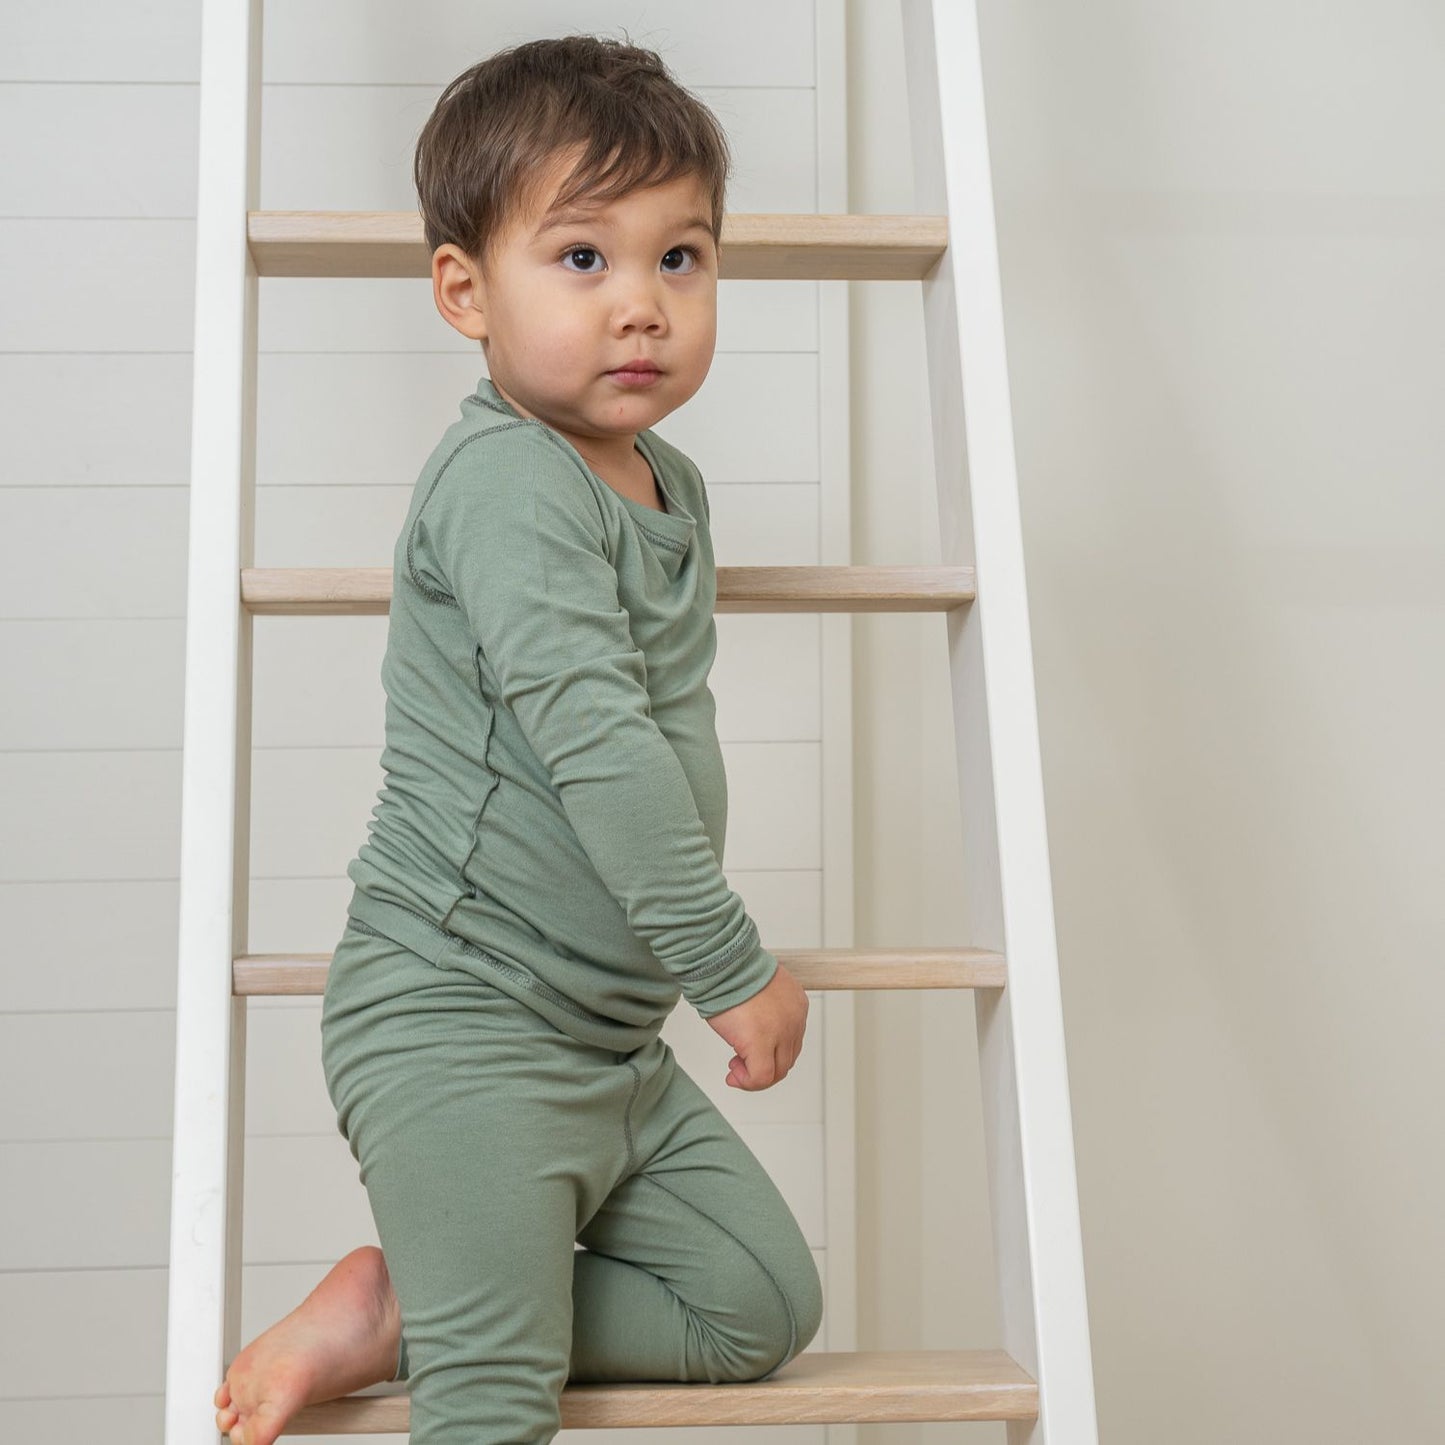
[405,420,605,603]
[406,423,530,604]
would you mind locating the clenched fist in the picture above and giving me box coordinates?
[702,962,809,1090]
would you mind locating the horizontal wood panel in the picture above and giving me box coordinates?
[0,869,818,1015]
[0,353,193,485]
[0,879,181,1013]
[0,85,196,216]
[0,752,179,882]
[8,0,815,87]
[0,1011,175,1142]
[246,738,820,880]
[0,1139,171,1270]
[0,1399,167,1445]
[261,87,816,215]
[260,1,817,88]
[0,740,814,882]
[706,482,821,567]
[4,1,199,82]
[1,390,821,621]
[0,611,821,751]
[0,1265,167,1400]
[0,485,189,619]
[716,742,822,868]
[0,620,186,751]
[0,987,824,1143]
[0,969,833,1152]
[0,337,821,499]
[255,352,820,492]
[0,218,195,354]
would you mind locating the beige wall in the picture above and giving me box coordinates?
[849,2,1444,1441]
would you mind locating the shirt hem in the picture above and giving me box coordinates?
[343,886,667,1054]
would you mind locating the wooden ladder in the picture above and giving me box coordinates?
[164,0,1099,1439]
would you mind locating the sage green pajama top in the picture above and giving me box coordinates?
[342,376,779,1051]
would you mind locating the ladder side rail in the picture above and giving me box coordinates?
[899,2,1099,1441]
[164,0,264,1440]
[815,12,861,1445]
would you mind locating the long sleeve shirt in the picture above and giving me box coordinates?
[342,375,779,1052]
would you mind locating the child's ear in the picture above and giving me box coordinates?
[431,244,488,343]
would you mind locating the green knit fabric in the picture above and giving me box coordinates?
[343,376,778,1051]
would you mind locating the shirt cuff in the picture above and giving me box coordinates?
[687,939,781,1018]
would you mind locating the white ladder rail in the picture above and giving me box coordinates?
[901,1,1100,1440]
[164,0,262,1441]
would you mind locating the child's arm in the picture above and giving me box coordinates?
[413,426,778,1021]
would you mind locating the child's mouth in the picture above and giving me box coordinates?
[607,365,663,388]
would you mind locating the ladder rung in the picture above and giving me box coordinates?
[248,212,948,281]
[240,565,975,616]
[286,1349,1037,1432]
[234,947,1007,997]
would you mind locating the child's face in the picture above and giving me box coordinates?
[442,147,719,458]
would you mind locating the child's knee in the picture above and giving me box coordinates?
[722,1245,824,1383]
[792,1250,825,1354]
[760,1249,824,1378]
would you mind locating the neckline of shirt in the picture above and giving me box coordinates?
[470,377,697,538]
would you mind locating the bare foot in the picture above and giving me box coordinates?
[212,1244,402,1445]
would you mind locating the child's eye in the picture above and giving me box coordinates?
[559,244,701,275]
[561,246,604,274]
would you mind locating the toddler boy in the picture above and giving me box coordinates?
[214,33,821,1445]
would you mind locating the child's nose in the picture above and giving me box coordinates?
[610,275,667,333]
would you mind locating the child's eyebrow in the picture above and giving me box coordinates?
[534,208,713,237]
[535,207,602,234]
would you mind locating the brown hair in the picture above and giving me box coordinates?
[413,33,732,271]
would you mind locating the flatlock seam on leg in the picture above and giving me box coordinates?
[619,1059,643,1176]
[637,1172,798,1379]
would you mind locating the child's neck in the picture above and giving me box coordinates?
[586,443,666,513]
[571,434,643,480]
[487,376,643,483]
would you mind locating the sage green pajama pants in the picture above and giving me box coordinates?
[319,917,824,1445]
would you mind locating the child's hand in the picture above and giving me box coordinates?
[703,963,809,1090]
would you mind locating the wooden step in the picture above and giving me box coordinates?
[235,946,1006,997]
[240,564,975,616]
[249,211,947,281]
[286,1349,1037,1433]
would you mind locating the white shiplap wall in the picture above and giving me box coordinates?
[0,2,855,1442]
